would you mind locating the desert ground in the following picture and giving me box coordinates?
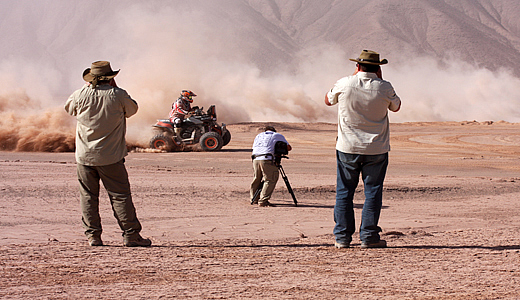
[1,121,520,299]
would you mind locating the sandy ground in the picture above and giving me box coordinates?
[1,121,520,299]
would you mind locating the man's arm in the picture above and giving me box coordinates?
[386,85,401,112]
[64,93,77,116]
[326,78,343,106]
[118,89,138,118]
[275,134,292,152]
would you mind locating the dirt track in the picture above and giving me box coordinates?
[1,122,520,299]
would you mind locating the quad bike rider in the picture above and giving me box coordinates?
[170,90,196,142]
[150,90,231,151]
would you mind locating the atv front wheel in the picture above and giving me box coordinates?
[200,132,224,151]
[150,134,173,151]
[222,130,231,146]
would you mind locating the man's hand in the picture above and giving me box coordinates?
[324,93,332,106]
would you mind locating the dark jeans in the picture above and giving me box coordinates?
[77,159,142,239]
[333,150,388,244]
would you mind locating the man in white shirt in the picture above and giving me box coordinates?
[250,126,291,207]
[325,50,401,249]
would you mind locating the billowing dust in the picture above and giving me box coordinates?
[0,94,75,152]
[2,2,520,152]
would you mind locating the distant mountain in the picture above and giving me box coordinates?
[2,0,519,75]
[242,0,520,74]
[1,0,519,124]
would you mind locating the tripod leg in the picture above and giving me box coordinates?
[278,165,298,206]
[251,181,263,205]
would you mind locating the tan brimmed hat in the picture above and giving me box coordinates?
[82,61,120,82]
[349,50,388,65]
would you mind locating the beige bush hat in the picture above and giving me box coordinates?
[349,50,388,65]
[82,61,120,82]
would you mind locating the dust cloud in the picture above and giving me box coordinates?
[387,55,520,123]
[0,107,75,152]
[0,1,519,152]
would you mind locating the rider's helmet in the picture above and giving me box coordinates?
[181,90,197,103]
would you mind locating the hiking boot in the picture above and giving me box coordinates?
[174,136,183,145]
[123,235,152,247]
[174,128,183,145]
[258,201,275,207]
[88,236,103,246]
[334,241,350,249]
[360,240,387,249]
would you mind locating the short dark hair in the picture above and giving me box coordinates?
[358,63,380,73]
[264,126,276,132]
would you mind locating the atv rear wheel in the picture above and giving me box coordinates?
[200,132,224,151]
[150,134,173,151]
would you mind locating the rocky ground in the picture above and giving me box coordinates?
[1,121,520,299]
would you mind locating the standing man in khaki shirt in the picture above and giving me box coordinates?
[65,61,151,247]
[325,50,401,249]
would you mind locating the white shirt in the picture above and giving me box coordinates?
[252,131,290,160]
[327,72,401,155]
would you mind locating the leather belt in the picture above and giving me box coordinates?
[251,153,273,160]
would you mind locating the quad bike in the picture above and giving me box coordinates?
[150,105,231,151]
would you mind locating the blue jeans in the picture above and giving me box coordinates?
[333,150,388,244]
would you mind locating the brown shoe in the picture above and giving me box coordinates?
[334,241,350,248]
[88,236,103,246]
[360,240,387,249]
[123,235,152,247]
[258,201,275,207]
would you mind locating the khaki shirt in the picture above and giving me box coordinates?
[327,72,401,155]
[65,84,138,166]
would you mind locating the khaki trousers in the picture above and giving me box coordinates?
[250,159,279,204]
[77,159,142,239]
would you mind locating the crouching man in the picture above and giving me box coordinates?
[250,126,292,207]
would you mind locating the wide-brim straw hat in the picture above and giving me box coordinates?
[83,61,120,82]
[349,50,388,65]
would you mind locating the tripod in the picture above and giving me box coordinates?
[250,155,298,206]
